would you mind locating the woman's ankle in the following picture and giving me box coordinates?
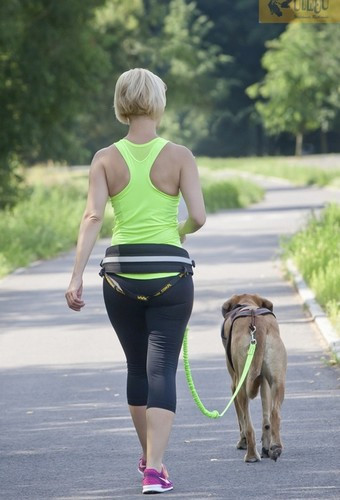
[146,463,162,472]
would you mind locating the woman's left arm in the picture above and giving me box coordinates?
[65,152,109,311]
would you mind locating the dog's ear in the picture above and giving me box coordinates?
[221,301,231,317]
[252,294,274,312]
[261,297,273,312]
[222,295,239,317]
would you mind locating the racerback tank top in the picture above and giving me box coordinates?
[110,137,181,279]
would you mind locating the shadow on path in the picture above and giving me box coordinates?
[0,349,339,499]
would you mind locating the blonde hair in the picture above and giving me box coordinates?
[114,68,167,124]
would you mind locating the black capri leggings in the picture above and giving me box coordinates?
[103,273,193,413]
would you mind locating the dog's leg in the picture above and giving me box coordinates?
[260,378,271,458]
[233,380,247,450]
[236,387,261,462]
[269,380,285,462]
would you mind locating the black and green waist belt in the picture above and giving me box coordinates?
[99,243,195,275]
[99,244,195,301]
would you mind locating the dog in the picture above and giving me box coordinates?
[221,293,287,462]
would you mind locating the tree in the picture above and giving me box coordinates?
[247,24,340,156]
[145,0,230,147]
[0,0,109,208]
[81,0,229,151]
[193,0,285,156]
[91,0,287,156]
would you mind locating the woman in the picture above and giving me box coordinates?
[65,68,206,494]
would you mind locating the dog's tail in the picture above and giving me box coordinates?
[246,326,265,399]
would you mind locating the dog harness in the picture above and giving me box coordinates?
[221,305,276,371]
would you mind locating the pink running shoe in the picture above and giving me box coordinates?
[142,468,173,494]
[138,457,147,475]
[138,458,169,478]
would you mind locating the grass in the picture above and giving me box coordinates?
[197,156,340,187]
[282,203,340,334]
[0,166,264,278]
[0,184,86,277]
[202,177,264,212]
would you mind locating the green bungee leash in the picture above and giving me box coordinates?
[182,327,257,419]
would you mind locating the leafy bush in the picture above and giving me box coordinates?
[282,204,340,333]
[0,184,86,276]
[202,178,264,212]
[0,156,25,210]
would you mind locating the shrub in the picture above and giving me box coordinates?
[202,178,264,212]
[282,204,340,333]
[0,184,86,277]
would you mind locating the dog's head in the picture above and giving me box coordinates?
[221,293,273,318]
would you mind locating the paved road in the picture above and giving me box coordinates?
[0,179,340,500]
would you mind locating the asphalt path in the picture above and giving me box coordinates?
[0,178,340,500]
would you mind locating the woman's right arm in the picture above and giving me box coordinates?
[178,147,206,240]
[65,151,109,311]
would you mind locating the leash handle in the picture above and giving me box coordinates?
[182,327,256,419]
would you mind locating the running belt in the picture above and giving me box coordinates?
[100,243,195,275]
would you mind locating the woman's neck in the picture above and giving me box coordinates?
[125,116,158,144]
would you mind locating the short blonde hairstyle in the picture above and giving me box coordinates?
[114,68,167,124]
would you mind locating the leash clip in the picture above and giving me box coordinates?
[249,325,257,345]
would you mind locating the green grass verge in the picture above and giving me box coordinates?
[198,157,340,187]
[282,203,340,334]
[0,184,86,277]
[202,177,264,212]
[0,168,263,278]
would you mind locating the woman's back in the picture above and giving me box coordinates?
[102,138,182,199]
[98,134,205,247]
[107,137,181,247]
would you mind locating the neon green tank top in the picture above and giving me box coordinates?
[110,137,181,279]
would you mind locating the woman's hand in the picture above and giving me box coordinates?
[65,278,85,311]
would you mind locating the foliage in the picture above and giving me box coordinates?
[0,155,25,209]
[89,0,287,156]
[2,0,340,207]
[193,0,285,156]
[282,204,340,333]
[0,184,85,276]
[0,0,109,163]
[83,0,229,150]
[247,24,340,155]
[202,178,264,212]
[0,0,109,208]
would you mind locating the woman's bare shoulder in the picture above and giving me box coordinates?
[165,142,195,163]
[91,144,120,166]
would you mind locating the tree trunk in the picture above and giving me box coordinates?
[295,132,303,156]
[320,129,328,154]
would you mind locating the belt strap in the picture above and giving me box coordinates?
[101,255,193,266]
[100,243,195,275]
[103,272,187,301]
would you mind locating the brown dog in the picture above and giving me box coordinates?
[221,293,287,463]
